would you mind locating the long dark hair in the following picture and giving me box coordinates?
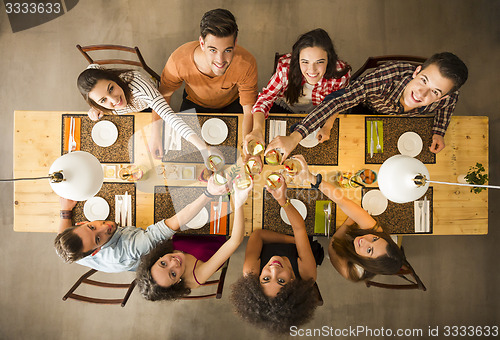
[230,274,318,334]
[332,223,404,282]
[284,28,350,105]
[77,67,132,113]
[136,240,191,301]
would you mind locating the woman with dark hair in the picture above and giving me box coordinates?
[292,155,405,282]
[231,175,322,333]
[77,65,208,157]
[244,28,350,153]
[136,181,252,301]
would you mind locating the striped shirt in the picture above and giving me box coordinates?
[294,62,459,138]
[87,64,195,140]
[252,53,350,118]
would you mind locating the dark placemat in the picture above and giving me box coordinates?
[154,186,230,235]
[365,116,435,164]
[262,188,336,236]
[361,187,433,234]
[72,182,136,225]
[265,116,339,165]
[61,114,134,163]
[162,115,238,165]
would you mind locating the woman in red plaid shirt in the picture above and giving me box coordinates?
[244,28,350,154]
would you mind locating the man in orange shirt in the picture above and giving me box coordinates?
[150,8,258,159]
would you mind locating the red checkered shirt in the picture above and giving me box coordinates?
[294,62,459,138]
[252,53,350,117]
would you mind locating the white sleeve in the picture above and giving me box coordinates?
[129,73,195,140]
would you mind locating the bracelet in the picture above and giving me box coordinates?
[310,174,323,189]
[203,189,217,199]
[60,210,73,219]
[280,198,291,208]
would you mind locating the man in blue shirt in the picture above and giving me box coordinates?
[55,178,228,273]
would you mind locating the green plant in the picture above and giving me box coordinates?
[465,163,489,193]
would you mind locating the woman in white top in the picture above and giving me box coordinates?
[77,65,207,154]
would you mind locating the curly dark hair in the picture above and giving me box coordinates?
[332,223,404,282]
[230,274,318,334]
[136,239,191,301]
[285,28,350,105]
[54,226,93,263]
[77,67,133,113]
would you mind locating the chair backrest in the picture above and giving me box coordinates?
[351,55,427,81]
[364,260,427,291]
[62,269,136,307]
[76,44,161,86]
[273,52,287,74]
[180,258,230,300]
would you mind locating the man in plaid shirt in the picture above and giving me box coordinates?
[266,52,468,158]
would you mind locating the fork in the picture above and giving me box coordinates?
[69,117,77,152]
[323,203,329,236]
[375,121,381,153]
[417,200,424,232]
[116,195,123,226]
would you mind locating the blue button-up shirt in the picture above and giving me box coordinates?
[76,220,175,273]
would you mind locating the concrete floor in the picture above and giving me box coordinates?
[1,1,499,339]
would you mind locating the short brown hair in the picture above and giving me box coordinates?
[200,8,238,40]
[54,227,93,262]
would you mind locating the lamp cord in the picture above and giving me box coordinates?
[427,180,500,190]
[0,176,51,182]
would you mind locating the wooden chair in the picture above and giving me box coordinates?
[76,44,161,86]
[351,55,426,81]
[180,258,230,300]
[273,52,286,73]
[348,55,426,114]
[62,269,136,307]
[364,258,427,291]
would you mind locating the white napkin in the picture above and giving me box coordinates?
[414,200,430,233]
[269,120,287,143]
[164,123,182,152]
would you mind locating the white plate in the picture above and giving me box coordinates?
[84,197,110,221]
[92,120,118,147]
[201,118,228,145]
[280,199,308,225]
[397,131,422,157]
[185,207,209,229]
[361,190,388,216]
[299,128,319,148]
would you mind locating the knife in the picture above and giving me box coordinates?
[121,193,127,227]
[423,196,428,232]
[216,196,223,234]
[370,121,374,158]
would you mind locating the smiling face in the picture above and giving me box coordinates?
[72,220,117,254]
[151,252,186,287]
[353,234,389,259]
[299,46,328,85]
[88,79,127,110]
[259,256,296,297]
[199,34,236,76]
[400,64,455,111]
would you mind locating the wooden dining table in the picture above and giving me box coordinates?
[13,111,489,235]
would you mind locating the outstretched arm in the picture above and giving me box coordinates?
[294,155,376,230]
[194,182,253,284]
[266,176,317,281]
[164,175,229,231]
